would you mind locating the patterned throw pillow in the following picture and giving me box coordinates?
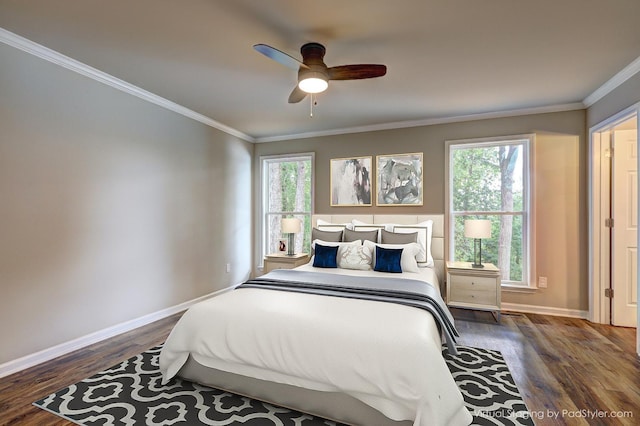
[338,244,372,270]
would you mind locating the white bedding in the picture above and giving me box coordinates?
[159,265,471,426]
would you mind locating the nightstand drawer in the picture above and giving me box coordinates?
[445,262,501,321]
[448,274,496,292]
[450,286,497,305]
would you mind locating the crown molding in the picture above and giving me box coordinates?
[0,27,255,143]
[583,55,640,107]
[254,102,585,143]
[5,26,636,144]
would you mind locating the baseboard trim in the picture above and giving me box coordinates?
[0,292,590,378]
[502,302,589,319]
[0,285,237,379]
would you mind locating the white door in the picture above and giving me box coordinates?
[612,127,638,327]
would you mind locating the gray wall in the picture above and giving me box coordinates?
[6,29,637,366]
[254,110,588,312]
[587,72,640,127]
[0,43,253,364]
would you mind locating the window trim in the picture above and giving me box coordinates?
[259,152,315,267]
[445,134,536,288]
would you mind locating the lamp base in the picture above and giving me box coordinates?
[287,233,295,256]
[471,238,485,268]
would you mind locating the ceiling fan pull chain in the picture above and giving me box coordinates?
[310,93,314,118]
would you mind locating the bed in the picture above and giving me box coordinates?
[159,215,472,426]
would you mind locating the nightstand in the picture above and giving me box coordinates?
[263,253,310,274]
[446,261,501,321]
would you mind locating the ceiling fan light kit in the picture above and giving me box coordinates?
[254,42,386,103]
[298,73,328,93]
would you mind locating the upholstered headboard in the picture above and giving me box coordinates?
[312,214,445,286]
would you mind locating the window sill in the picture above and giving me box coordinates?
[501,284,539,294]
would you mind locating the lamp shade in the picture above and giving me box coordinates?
[281,218,301,234]
[464,219,491,239]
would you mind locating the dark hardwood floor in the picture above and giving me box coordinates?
[1,309,638,425]
[0,313,181,426]
[454,309,639,426]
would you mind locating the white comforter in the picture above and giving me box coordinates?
[160,266,471,426]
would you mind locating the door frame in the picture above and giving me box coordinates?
[588,103,640,354]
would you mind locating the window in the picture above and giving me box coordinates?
[447,135,533,287]
[261,153,314,261]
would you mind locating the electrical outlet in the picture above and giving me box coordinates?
[226,263,231,273]
[538,276,547,288]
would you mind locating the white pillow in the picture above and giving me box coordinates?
[390,220,433,267]
[338,244,373,270]
[351,219,387,242]
[363,240,420,273]
[316,219,353,232]
[312,239,361,249]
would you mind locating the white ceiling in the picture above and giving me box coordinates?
[2,0,640,142]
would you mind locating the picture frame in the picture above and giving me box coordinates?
[376,152,423,206]
[277,238,288,253]
[330,156,373,206]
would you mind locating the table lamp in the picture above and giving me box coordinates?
[464,219,491,268]
[281,218,301,256]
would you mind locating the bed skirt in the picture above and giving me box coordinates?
[178,355,413,426]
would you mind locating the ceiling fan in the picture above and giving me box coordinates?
[254,42,387,103]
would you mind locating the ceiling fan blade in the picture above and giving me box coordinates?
[253,44,309,70]
[328,64,387,80]
[288,85,308,103]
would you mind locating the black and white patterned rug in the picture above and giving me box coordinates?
[34,345,533,425]
[444,346,534,426]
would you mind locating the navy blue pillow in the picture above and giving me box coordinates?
[313,243,339,268]
[374,246,403,273]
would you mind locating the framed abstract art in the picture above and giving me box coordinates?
[376,152,423,206]
[330,156,373,206]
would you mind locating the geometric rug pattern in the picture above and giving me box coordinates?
[443,346,534,426]
[34,345,534,425]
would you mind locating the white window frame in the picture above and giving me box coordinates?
[445,134,536,290]
[259,152,315,265]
